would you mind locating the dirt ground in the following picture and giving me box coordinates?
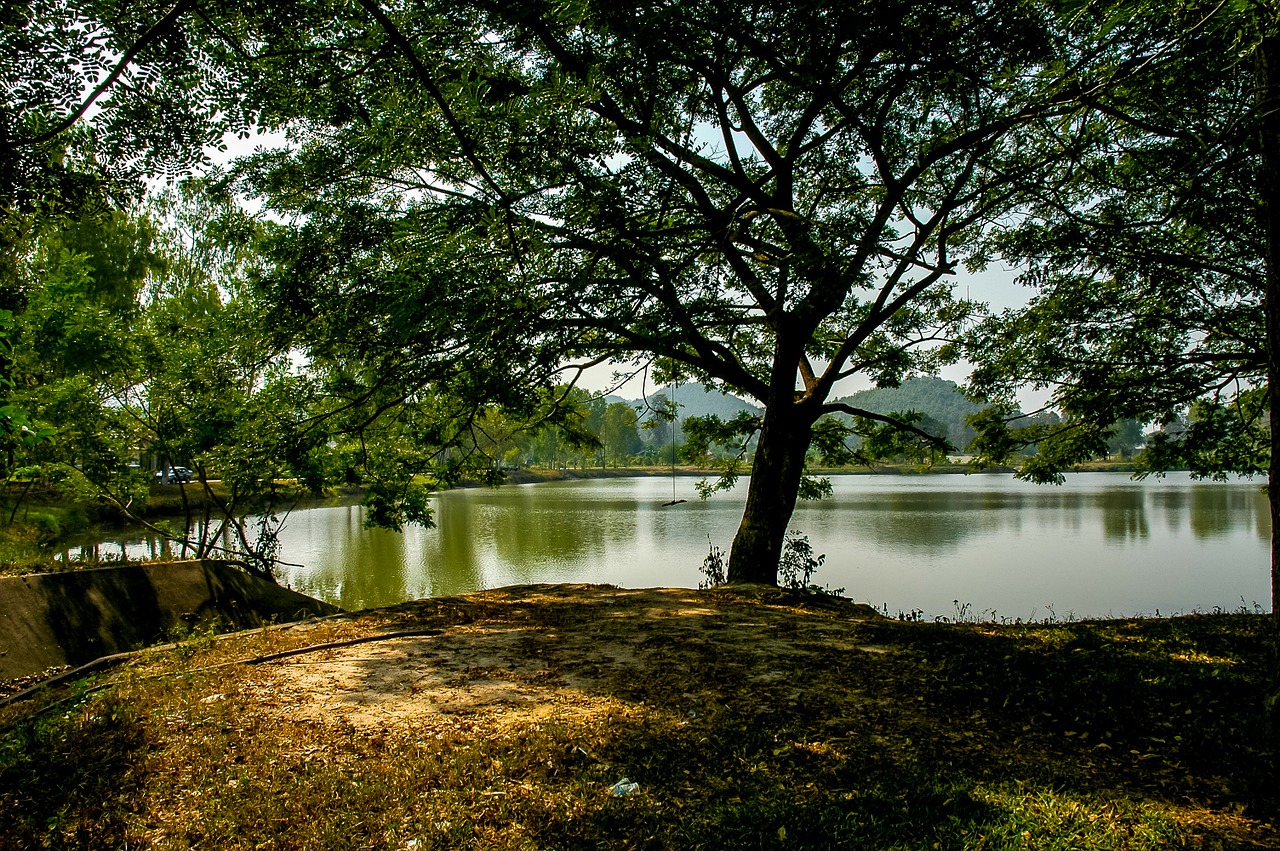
[244,583,885,734]
[3,582,1276,849]
[222,583,1278,848]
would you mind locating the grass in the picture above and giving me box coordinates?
[0,585,1275,850]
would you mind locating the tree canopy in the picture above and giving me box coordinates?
[964,1,1264,480]
[955,3,1278,629]
[196,0,1136,582]
[5,0,1271,592]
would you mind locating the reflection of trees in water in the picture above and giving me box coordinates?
[1153,488,1188,537]
[478,488,622,582]
[1123,484,1268,542]
[272,506,409,609]
[66,479,1271,605]
[431,494,487,594]
[1254,487,1271,541]
[338,520,409,610]
[59,519,197,565]
[275,502,489,607]
[796,483,1262,552]
[799,488,1097,554]
[1097,489,1148,541]
[797,491,1007,555]
[1187,487,1261,540]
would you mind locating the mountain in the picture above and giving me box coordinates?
[640,384,760,419]
[829,376,982,451]
[618,378,980,451]
[630,384,760,442]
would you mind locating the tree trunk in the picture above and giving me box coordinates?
[727,395,814,586]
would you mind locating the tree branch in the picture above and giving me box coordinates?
[17,0,196,148]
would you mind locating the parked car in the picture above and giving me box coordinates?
[154,466,194,484]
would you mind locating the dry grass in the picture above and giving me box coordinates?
[0,584,1275,850]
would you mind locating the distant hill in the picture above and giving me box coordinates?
[630,384,760,442]
[829,376,982,451]
[618,378,981,451]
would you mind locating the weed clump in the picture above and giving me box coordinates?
[698,537,726,589]
[699,530,842,596]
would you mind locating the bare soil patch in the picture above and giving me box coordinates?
[259,585,882,733]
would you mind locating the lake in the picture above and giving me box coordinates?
[73,472,1271,620]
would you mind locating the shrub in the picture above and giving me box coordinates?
[698,537,726,589]
[779,530,826,591]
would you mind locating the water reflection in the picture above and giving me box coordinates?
[279,505,425,610]
[70,473,1270,618]
[802,489,1006,555]
[58,519,228,566]
[1097,489,1149,542]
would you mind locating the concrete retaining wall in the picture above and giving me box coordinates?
[0,561,341,681]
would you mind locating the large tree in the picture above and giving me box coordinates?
[7,1,1221,587]
[962,1,1273,603]
[207,0,1127,583]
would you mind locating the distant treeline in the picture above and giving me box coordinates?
[510,377,1145,470]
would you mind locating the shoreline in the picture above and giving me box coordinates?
[466,459,1145,488]
[5,460,1152,578]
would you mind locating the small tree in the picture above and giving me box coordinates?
[600,402,642,467]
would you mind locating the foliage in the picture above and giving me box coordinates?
[777,530,827,591]
[828,377,984,453]
[698,530,832,594]
[188,0,1137,583]
[641,385,760,442]
[0,186,323,575]
[698,537,726,590]
[0,309,53,461]
[599,402,642,467]
[682,411,760,499]
[963,0,1264,483]
[1138,393,1271,481]
[4,0,1263,589]
[2,210,161,521]
[1,0,257,211]
[815,409,952,470]
[1105,418,1145,458]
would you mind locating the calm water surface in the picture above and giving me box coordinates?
[256,472,1268,619]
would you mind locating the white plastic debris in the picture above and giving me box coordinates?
[608,778,640,797]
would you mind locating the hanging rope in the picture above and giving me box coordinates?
[662,380,686,506]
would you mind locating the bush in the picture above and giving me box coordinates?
[29,511,61,543]
[699,531,836,594]
[698,537,726,589]
[779,530,827,591]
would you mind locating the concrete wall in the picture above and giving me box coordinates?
[0,561,341,681]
